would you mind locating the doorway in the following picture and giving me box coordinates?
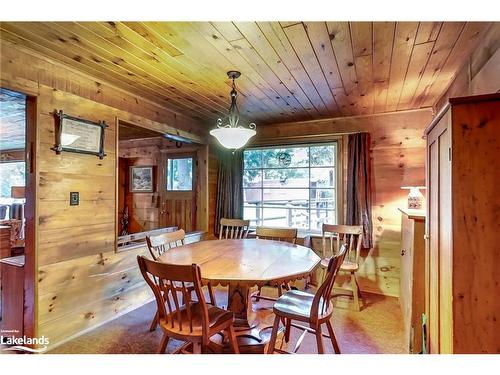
[116,118,209,251]
[0,87,36,342]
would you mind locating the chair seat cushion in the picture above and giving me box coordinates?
[273,290,332,322]
[160,302,233,336]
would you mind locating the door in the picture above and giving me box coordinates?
[160,152,197,232]
[399,214,414,352]
[426,109,452,354]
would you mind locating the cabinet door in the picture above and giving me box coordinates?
[438,120,452,354]
[426,109,452,353]
[400,215,414,352]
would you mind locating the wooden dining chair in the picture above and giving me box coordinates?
[252,226,298,302]
[137,255,239,354]
[146,229,216,331]
[266,243,347,354]
[146,229,186,260]
[319,224,364,311]
[219,218,250,239]
[255,227,297,244]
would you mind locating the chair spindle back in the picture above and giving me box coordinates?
[146,229,186,260]
[311,243,348,321]
[255,227,298,244]
[219,218,250,239]
[137,255,210,340]
[322,224,363,264]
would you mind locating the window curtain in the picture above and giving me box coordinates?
[215,149,243,237]
[346,132,373,249]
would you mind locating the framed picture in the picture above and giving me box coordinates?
[130,166,154,193]
[52,110,107,159]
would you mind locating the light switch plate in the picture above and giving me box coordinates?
[70,192,79,206]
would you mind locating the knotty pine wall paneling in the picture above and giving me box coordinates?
[0,39,205,349]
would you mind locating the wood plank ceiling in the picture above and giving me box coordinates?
[0,22,493,126]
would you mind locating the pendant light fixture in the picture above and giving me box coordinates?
[210,71,256,149]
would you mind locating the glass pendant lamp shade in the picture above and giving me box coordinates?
[210,127,256,149]
[210,71,256,150]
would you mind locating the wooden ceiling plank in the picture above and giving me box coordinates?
[326,22,363,115]
[410,22,466,108]
[280,22,301,28]
[102,21,235,111]
[0,23,210,120]
[121,21,278,120]
[209,22,244,42]
[135,21,259,117]
[373,22,396,83]
[71,22,231,115]
[415,22,443,45]
[191,22,294,119]
[255,21,326,117]
[354,54,375,115]
[303,21,346,115]
[21,21,219,120]
[303,22,343,90]
[283,23,340,117]
[372,22,396,114]
[420,22,492,107]
[350,22,373,57]
[372,82,389,114]
[385,22,419,112]
[0,34,208,128]
[143,21,277,121]
[228,37,309,116]
[397,41,434,110]
[0,30,145,107]
[232,22,318,115]
[107,22,183,57]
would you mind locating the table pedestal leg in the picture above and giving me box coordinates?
[227,283,251,329]
[207,283,283,354]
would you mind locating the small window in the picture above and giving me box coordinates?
[167,157,193,191]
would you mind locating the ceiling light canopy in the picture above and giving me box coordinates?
[210,71,256,150]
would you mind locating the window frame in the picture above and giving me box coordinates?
[242,141,342,233]
[166,156,194,192]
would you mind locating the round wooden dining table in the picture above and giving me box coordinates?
[158,238,320,353]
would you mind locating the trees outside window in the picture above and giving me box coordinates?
[243,143,337,231]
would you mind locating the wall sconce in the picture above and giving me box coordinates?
[401,186,426,209]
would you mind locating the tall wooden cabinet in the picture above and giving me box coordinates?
[399,208,426,354]
[424,93,499,354]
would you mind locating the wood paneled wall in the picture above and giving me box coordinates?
[249,109,433,297]
[0,39,205,349]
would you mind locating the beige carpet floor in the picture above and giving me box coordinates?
[48,287,406,354]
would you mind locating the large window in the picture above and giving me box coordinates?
[243,143,338,231]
